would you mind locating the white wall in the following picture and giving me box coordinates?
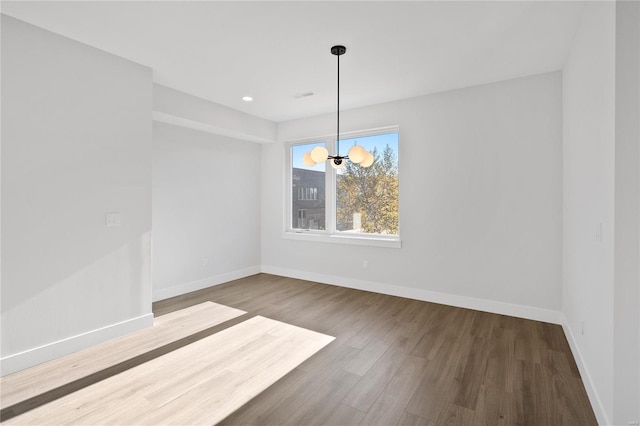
[613,1,640,424]
[153,84,277,144]
[262,72,563,321]
[562,2,640,424]
[1,16,153,375]
[562,3,616,422]
[152,122,261,301]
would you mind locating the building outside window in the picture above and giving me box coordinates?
[298,186,318,200]
[291,141,326,230]
[297,209,307,228]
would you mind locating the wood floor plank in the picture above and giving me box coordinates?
[215,367,309,426]
[472,385,515,426]
[230,344,362,426]
[156,274,596,426]
[218,343,362,425]
[514,320,545,364]
[482,325,517,391]
[4,273,597,425]
[343,335,416,412]
[513,360,553,425]
[452,336,489,410]
[396,411,434,426]
[325,403,367,425]
[344,337,391,376]
[434,403,476,425]
[270,369,361,426]
[5,316,334,425]
[405,332,466,421]
[548,362,599,425]
[0,301,244,410]
[359,355,428,426]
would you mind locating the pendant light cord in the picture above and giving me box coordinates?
[336,50,340,157]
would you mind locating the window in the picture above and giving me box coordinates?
[336,133,399,236]
[291,141,325,230]
[286,128,400,247]
[297,209,307,228]
[298,187,318,200]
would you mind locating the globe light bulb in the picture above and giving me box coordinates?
[310,146,329,163]
[360,151,374,168]
[348,145,366,163]
[331,158,346,170]
[302,152,316,167]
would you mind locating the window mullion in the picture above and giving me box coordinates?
[285,142,291,232]
[325,137,337,234]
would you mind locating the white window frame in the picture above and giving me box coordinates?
[284,126,401,249]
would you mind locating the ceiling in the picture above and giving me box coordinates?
[2,1,585,122]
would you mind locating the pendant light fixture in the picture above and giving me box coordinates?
[302,45,374,169]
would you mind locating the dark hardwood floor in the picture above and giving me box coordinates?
[153,273,597,426]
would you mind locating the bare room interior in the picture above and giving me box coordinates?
[1,1,639,425]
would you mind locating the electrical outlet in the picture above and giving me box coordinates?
[202,257,209,267]
[362,260,369,269]
[596,222,603,243]
[580,320,585,336]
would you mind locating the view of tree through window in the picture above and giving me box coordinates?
[336,133,399,235]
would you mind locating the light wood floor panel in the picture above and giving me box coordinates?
[5,316,334,425]
[0,301,244,411]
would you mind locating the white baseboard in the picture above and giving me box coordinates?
[0,313,153,377]
[261,265,563,325]
[561,316,610,426]
[152,266,261,302]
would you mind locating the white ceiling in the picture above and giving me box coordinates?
[2,1,585,122]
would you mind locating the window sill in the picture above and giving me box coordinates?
[282,231,402,248]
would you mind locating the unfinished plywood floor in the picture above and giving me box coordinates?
[4,315,334,425]
[155,273,598,426]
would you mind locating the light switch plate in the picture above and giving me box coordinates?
[106,213,121,227]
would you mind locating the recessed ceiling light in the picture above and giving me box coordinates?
[242,96,253,102]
